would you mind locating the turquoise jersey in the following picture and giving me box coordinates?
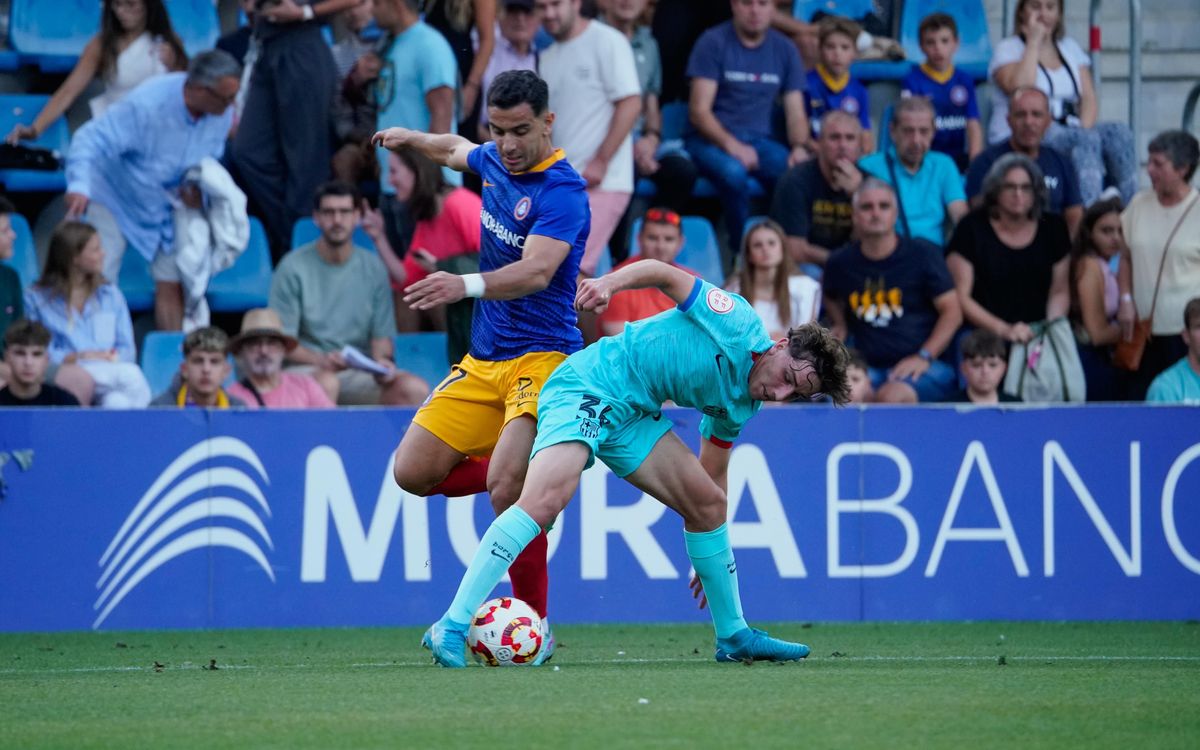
[571,279,773,443]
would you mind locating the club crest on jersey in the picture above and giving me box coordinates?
[706,288,734,314]
[513,196,532,220]
[841,97,860,114]
[950,85,968,106]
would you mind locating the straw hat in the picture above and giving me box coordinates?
[229,308,298,353]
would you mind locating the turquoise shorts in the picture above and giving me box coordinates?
[530,363,674,478]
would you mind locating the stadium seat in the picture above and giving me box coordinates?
[140,330,235,397]
[4,213,40,289]
[794,0,876,22]
[291,217,377,252]
[207,217,272,312]
[139,331,185,396]
[393,332,451,388]
[629,215,723,286]
[0,94,69,192]
[898,0,992,81]
[9,0,99,73]
[118,249,155,312]
[166,0,220,57]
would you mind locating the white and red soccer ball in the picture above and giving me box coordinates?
[468,597,543,667]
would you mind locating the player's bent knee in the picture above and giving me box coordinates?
[487,474,522,514]
[392,451,437,495]
[684,486,728,532]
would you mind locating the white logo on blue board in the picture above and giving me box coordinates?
[92,437,275,629]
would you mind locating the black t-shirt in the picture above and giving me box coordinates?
[0,264,22,357]
[948,389,1023,403]
[0,384,81,406]
[770,160,854,253]
[823,237,956,369]
[946,209,1070,325]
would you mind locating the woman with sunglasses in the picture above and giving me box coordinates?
[946,153,1071,345]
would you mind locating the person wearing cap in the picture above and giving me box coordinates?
[226,308,334,409]
[150,326,247,408]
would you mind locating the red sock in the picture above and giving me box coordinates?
[427,456,490,497]
[509,531,549,618]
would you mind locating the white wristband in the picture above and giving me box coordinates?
[302,4,315,21]
[462,273,486,298]
[1120,293,1133,303]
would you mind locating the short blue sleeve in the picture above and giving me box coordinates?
[679,279,768,354]
[852,81,871,129]
[466,142,489,174]
[964,78,981,119]
[936,153,967,204]
[419,29,458,93]
[1058,151,1083,207]
[528,175,589,245]
[685,28,722,82]
[779,36,806,94]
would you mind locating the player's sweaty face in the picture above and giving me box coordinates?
[749,347,823,402]
[488,103,552,173]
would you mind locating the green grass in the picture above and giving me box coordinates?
[2,622,1199,749]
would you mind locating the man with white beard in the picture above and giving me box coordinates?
[226,308,334,408]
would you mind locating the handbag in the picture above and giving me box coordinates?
[1113,193,1198,371]
[1003,317,1087,403]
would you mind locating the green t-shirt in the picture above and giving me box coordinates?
[269,243,396,354]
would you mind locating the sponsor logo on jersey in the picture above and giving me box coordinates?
[482,208,527,249]
[935,115,967,132]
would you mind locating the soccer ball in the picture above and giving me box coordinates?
[468,597,543,667]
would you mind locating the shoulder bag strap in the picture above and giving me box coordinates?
[239,378,267,407]
[1145,192,1199,321]
[884,150,912,239]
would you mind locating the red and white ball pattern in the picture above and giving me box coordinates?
[468,597,543,667]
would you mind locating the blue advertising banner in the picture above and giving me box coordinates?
[0,406,1197,632]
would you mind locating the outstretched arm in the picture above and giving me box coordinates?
[402,234,572,311]
[576,259,697,313]
[372,127,476,172]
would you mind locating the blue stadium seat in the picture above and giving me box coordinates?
[0,94,69,192]
[794,0,876,22]
[0,51,21,72]
[118,249,155,312]
[140,331,185,396]
[208,217,272,312]
[4,213,40,289]
[629,215,723,286]
[166,0,220,57]
[9,0,99,73]
[878,103,894,153]
[393,332,450,388]
[291,217,377,252]
[899,0,992,81]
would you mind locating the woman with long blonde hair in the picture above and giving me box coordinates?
[725,219,821,339]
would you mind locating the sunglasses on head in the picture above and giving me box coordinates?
[643,208,681,226]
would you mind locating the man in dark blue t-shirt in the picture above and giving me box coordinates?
[965,87,1083,237]
[822,178,963,403]
[684,0,812,254]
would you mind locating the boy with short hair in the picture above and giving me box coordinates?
[805,16,874,153]
[900,12,983,171]
[845,348,875,403]
[598,208,697,337]
[0,320,81,406]
[1146,297,1200,404]
[151,326,247,408]
[951,329,1020,404]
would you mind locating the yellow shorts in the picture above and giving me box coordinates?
[412,351,568,457]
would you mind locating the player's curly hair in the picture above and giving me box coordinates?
[787,323,852,405]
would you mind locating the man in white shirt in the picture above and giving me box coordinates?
[536,0,641,276]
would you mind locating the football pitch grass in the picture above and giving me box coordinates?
[2,622,1198,749]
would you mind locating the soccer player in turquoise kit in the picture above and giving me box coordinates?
[421,259,851,667]
[374,70,590,665]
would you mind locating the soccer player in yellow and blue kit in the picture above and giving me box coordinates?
[374,70,590,665]
[420,259,852,667]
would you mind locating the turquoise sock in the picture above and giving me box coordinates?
[444,505,543,626]
[685,524,749,640]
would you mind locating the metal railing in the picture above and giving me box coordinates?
[1184,82,1200,132]
[1089,0,1142,149]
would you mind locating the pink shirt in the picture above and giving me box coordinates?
[227,371,334,409]
[397,187,483,289]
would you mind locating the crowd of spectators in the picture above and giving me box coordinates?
[0,0,1197,408]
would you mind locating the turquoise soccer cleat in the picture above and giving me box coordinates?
[421,618,469,668]
[714,627,810,663]
[532,618,556,666]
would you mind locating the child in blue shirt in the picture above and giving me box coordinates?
[901,12,982,171]
[805,16,874,153]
